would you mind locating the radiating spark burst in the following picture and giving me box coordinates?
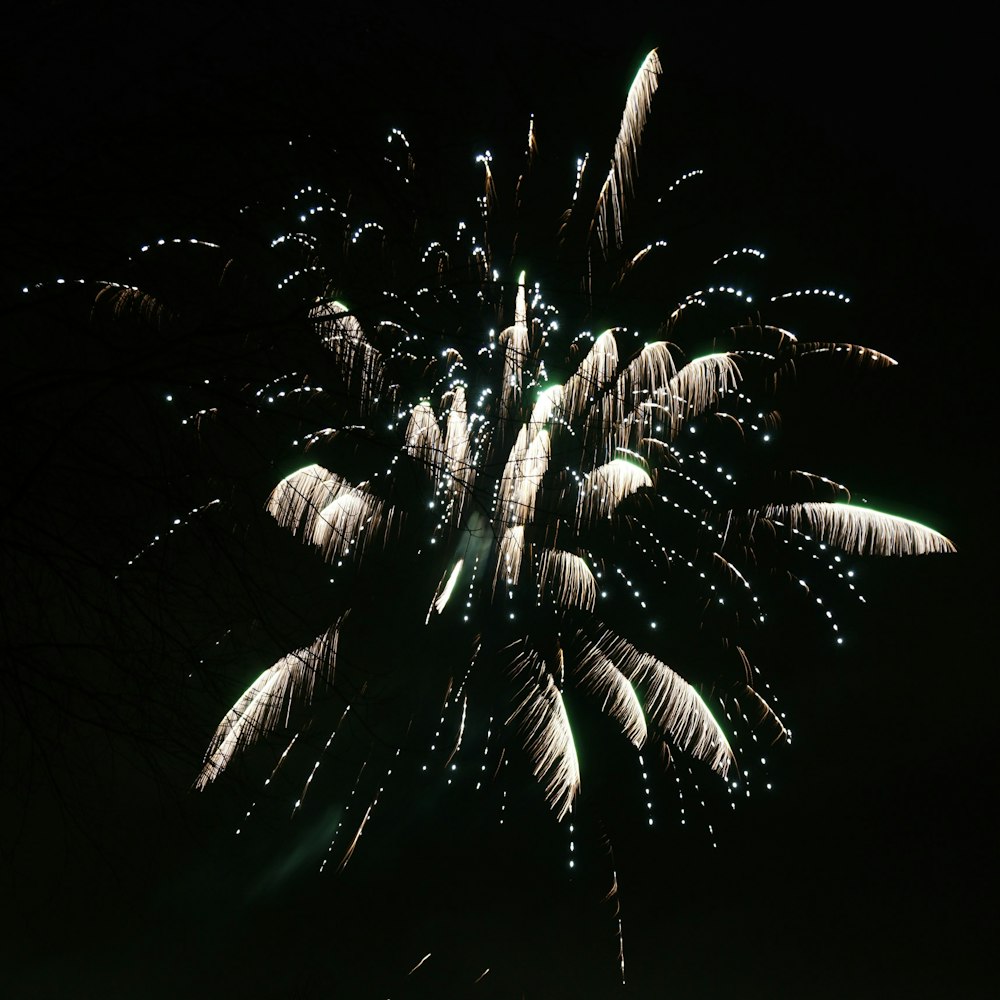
[62,47,953,977]
[179,46,955,831]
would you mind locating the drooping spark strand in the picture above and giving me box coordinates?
[593,49,662,254]
[764,503,956,556]
[196,625,343,790]
[507,645,581,820]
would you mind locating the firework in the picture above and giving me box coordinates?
[140,57,947,871]
[50,50,952,941]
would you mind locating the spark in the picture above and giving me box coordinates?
[407,953,432,975]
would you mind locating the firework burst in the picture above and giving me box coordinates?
[50,50,952,957]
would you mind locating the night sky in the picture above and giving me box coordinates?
[2,5,993,998]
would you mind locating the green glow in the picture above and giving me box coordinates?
[611,449,650,472]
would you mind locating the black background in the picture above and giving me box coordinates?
[2,4,993,997]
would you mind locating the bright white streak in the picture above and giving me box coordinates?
[195,625,341,789]
[408,953,432,975]
[577,459,652,527]
[508,648,581,820]
[575,652,647,747]
[765,502,956,556]
[580,630,733,777]
[433,558,464,615]
[538,549,598,612]
[593,49,662,254]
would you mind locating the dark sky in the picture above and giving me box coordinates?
[2,5,993,998]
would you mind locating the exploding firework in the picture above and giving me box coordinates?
[177,50,953,844]
[33,49,953,961]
